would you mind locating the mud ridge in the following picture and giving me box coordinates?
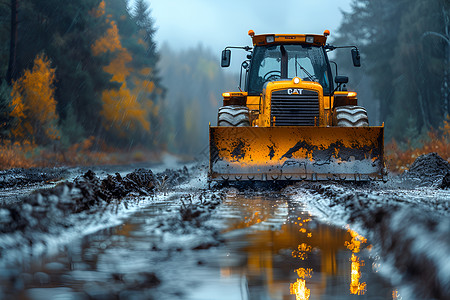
[0,167,69,189]
[403,152,450,186]
[0,166,190,259]
[153,191,226,251]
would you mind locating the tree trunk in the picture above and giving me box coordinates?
[7,0,18,84]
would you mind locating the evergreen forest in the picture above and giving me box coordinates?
[333,0,450,145]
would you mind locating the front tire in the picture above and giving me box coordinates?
[333,105,369,127]
[217,105,250,126]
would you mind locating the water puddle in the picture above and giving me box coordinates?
[192,193,395,299]
[0,192,396,299]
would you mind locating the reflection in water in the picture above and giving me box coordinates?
[345,227,368,295]
[392,289,402,299]
[292,243,312,260]
[290,268,313,300]
[290,277,310,300]
[221,193,394,299]
[290,216,313,300]
[350,254,367,295]
[0,193,396,300]
[345,227,368,253]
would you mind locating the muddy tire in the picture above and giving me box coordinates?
[333,105,369,127]
[217,105,250,126]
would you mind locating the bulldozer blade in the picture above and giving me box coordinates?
[209,126,385,181]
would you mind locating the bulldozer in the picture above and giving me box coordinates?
[209,30,385,182]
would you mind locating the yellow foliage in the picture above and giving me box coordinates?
[137,38,146,46]
[140,67,152,76]
[90,1,161,138]
[91,20,123,56]
[133,77,155,94]
[0,141,35,169]
[10,53,59,143]
[90,0,105,18]
[104,50,133,83]
[101,82,150,135]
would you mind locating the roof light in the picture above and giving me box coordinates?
[222,92,230,97]
[293,77,300,84]
[305,36,314,43]
[323,30,330,37]
[266,35,275,43]
[248,30,255,37]
[348,92,357,97]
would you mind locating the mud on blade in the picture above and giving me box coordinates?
[209,126,385,181]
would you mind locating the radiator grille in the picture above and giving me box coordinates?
[270,89,319,126]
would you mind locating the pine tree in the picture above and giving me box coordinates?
[132,0,158,65]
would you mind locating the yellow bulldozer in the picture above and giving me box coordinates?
[209,30,386,182]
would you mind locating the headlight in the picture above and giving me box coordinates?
[305,36,314,43]
[266,35,275,43]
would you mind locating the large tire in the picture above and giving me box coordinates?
[217,105,250,126]
[333,105,369,127]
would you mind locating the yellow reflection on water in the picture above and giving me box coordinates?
[292,243,312,260]
[350,253,367,295]
[290,218,313,300]
[290,278,311,300]
[290,268,313,299]
[392,289,402,299]
[220,194,384,299]
[345,226,368,295]
[345,227,367,253]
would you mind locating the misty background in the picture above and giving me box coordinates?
[0,0,449,161]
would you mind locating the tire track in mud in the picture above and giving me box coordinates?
[0,153,449,299]
[0,167,191,271]
[0,164,231,299]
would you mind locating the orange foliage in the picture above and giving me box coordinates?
[91,20,123,56]
[0,141,35,169]
[10,53,59,143]
[91,4,157,136]
[103,51,133,83]
[90,0,106,18]
[133,77,155,94]
[386,117,450,173]
[101,82,150,135]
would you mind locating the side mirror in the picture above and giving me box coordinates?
[221,49,231,67]
[335,75,349,84]
[351,48,361,67]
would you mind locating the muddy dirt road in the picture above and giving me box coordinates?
[0,154,449,300]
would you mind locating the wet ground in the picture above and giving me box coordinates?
[0,191,395,300]
[0,153,449,299]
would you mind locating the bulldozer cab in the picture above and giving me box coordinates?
[246,44,332,96]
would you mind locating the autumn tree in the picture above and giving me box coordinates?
[89,0,165,148]
[10,53,59,144]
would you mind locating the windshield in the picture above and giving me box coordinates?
[247,44,331,94]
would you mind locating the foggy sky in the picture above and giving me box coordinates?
[147,0,352,55]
